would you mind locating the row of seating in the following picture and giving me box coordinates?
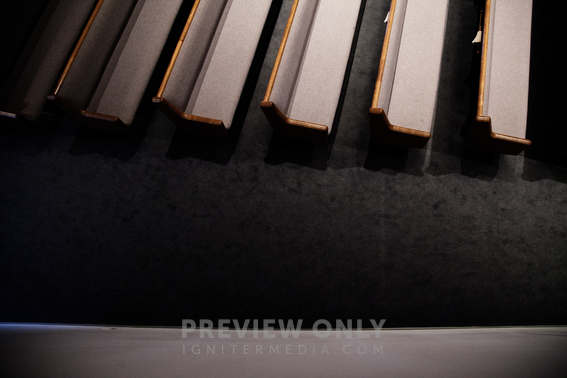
[0,0,533,155]
[466,0,533,155]
[0,0,99,123]
[153,0,273,136]
[49,0,185,132]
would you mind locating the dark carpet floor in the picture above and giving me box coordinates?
[1,0,565,328]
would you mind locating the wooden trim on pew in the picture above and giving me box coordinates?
[260,0,328,141]
[47,0,130,132]
[468,0,531,155]
[153,0,231,137]
[468,116,532,155]
[156,0,201,98]
[476,0,490,117]
[369,108,431,149]
[372,0,397,108]
[152,96,227,137]
[368,0,430,148]
[48,93,127,132]
[262,0,299,103]
[260,101,328,142]
[52,0,105,96]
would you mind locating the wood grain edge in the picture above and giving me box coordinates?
[48,93,128,133]
[263,0,300,102]
[48,0,128,132]
[372,0,397,108]
[369,107,431,148]
[52,0,105,95]
[467,116,531,155]
[260,101,328,142]
[259,0,329,142]
[156,0,202,98]
[477,0,491,117]
[368,1,430,149]
[153,97,227,137]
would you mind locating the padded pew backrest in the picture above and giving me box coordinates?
[369,0,449,148]
[261,0,363,142]
[468,0,533,155]
[49,0,184,131]
[0,0,98,124]
[154,0,274,137]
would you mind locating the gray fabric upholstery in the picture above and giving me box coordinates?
[269,1,319,117]
[381,0,449,133]
[56,0,183,126]
[483,0,532,138]
[0,0,97,121]
[184,0,273,129]
[89,0,184,125]
[270,0,363,133]
[163,1,228,113]
[162,0,273,130]
[57,0,138,110]
[377,0,408,114]
[286,0,362,132]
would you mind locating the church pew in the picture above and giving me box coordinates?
[48,0,184,132]
[153,0,275,137]
[0,0,98,125]
[467,0,533,155]
[369,0,449,148]
[261,0,363,142]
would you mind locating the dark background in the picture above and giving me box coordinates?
[1,0,565,328]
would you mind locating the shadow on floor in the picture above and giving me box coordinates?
[264,134,332,171]
[68,118,150,161]
[460,148,499,180]
[364,141,425,176]
[0,111,59,157]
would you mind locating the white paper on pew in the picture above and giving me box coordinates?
[472,30,482,43]
[385,11,390,23]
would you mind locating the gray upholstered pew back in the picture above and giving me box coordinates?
[57,0,137,111]
[0,0,98,122]
[378,0,449,134]
[466,0,533,154]
[55,0,184,127]
[482,0,532,139]
[162,0,273,130]
[268,0,363,134]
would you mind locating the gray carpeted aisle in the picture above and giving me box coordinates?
[2,325,566,377]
